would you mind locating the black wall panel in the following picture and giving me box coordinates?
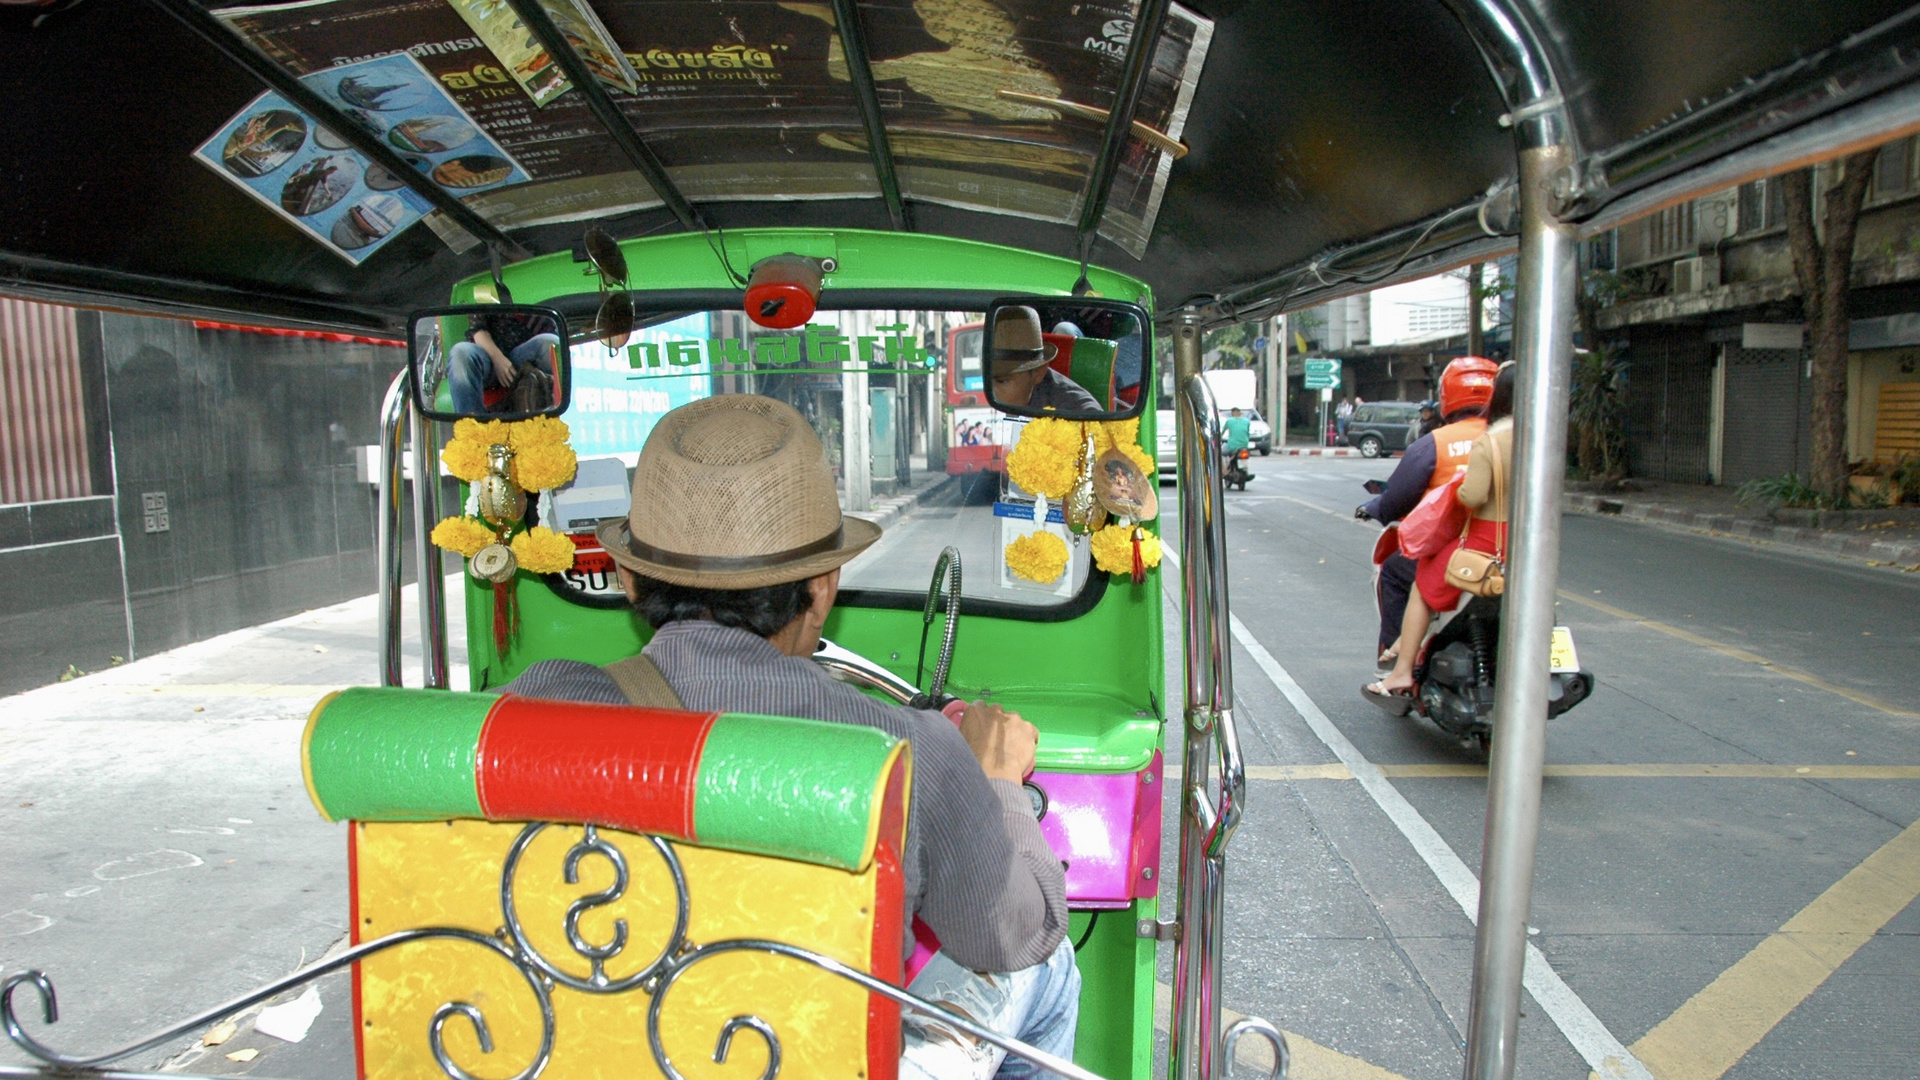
[99,315,406,658]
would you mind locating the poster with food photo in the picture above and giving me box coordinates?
[193,52,529,264]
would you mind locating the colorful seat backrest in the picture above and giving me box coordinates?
[1046,334,1118,408]
[304,686,911,1080]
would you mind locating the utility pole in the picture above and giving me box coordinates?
[1264,315,1283,448]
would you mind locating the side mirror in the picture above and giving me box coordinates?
[407,304,572,422]
[981,297,1150,422]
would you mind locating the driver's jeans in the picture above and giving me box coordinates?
[448,334,558,414]
[899,938,1080,1080]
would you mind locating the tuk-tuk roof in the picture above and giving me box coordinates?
[3,0,1917,334]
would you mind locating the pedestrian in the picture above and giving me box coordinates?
[1335,396,1355,442]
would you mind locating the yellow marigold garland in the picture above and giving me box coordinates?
[1004,530,1069,584]
[1005,417,1083,499]
[510,526,577,575]
[432,416,579,572]
[512,442,577,492]
[1089,524,1163,577]
[429,516,497,559]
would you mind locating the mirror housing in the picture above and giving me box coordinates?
[980,297,1150,422]
[407,304,572,422]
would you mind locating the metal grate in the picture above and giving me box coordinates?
[0,297,92,506]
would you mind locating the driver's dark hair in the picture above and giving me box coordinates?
[628,572,812,637]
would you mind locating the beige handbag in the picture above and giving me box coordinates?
[1444,433,1507,598]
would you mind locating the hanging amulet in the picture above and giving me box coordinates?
[1065,429,1101,535]
[475,444,525,527]
[469,542,517,583]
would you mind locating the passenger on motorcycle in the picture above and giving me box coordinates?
[1365,363,1513,700]
[1354,356,1498,669]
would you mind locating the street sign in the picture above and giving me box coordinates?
[1304,357,1341,390]
[1253,336,1268,353]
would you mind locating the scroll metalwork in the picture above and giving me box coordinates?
[501,822,688,994]
[1,927,553,1080]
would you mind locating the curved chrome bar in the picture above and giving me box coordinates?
[2,928,553,1077]
[712,1016,781,1080]
[813,636,922,707]
[1224,1018,1289,1080]
[917,546,962,700]
[500,822,688,995]
[646,938,1109,1080]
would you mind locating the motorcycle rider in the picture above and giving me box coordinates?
[1223,406,1252,484]
[1354,356,1499,669]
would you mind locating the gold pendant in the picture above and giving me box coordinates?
[1065,429,1100,535]
[475,444,525,527]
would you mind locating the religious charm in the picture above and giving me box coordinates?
[475,444,526,527]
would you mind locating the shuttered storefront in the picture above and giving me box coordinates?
[1875,381,1920,463]
[0,297,93,504]
[1624,325,1713,482]
[1720,344,1811,484]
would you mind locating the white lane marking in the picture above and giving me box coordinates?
[1161,547,1651,1080]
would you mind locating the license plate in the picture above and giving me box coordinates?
[1549,626,1580,673]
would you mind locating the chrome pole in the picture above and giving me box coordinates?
[408,401,449,689]
[1462,141,1578,1080]
[375,368,408,688]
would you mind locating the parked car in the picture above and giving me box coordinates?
[1248,410,1272,455]
[1346,401,1423,457]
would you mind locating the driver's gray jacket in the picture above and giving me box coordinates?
[504,620,1069,974]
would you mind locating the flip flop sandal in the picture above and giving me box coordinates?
[1361,680,1416,716]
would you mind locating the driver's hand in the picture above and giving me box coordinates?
[958,701,1037,784]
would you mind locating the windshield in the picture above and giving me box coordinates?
[549,307,1132,614]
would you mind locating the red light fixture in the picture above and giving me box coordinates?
[744,254,831,329]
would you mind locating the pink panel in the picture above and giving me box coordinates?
[1032,752,1163,909]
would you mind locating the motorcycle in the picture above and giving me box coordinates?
[1224,447,1253,490]
[1356,479,1593,751]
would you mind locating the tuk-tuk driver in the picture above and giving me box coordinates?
[988,306,1101,414]
[506,394,1077,1080]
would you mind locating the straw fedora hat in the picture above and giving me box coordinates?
[988,305,1058,376]
[596,395,881,589]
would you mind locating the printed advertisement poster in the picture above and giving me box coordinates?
[565,313,712,461]
[194,52,529,264]
[220,0,1212,255]
[446,0,639,105]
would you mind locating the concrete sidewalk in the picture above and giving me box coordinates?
[0,580,465,1077]
[1565,480,1920,568]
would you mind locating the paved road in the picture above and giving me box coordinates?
[4,459,1916,1080]
[1173,455,1920,1080]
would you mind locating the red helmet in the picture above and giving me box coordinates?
[1438,356,1499,418]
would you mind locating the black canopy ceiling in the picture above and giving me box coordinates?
[2,0,1916,334]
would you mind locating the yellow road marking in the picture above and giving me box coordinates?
[1247,764,1920,781]
[1555,590,1918,718]
[1152,980,1408,1080]
[1624,818,1920,1080]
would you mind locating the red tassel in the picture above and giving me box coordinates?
[1131,527,1146,585]
[492,580,517,655]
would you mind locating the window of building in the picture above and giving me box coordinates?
[1737,178,1789,234]
[1649,202,1696,258]
[1872,136,1916,200]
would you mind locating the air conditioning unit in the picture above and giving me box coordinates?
[1672,254,1721,294]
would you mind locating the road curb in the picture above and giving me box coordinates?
[847,473,959,532]
[1273,447,1362,457]
[1564,493,1920,567]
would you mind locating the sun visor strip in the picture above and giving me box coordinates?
[502,0,702,232]
[829,0,910,231]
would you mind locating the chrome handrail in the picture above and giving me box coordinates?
[814,636,922,706]
[376,368,408,688]
[1169,327,1283,1080]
